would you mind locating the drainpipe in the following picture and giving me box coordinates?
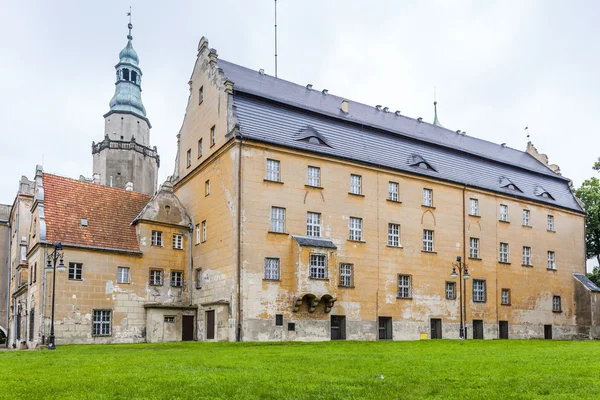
[41,245,48,344]
[236,138,243,342]
[188,223,193,307]
[462,185,468,338]
[4,218,10,348]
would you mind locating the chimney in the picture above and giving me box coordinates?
[306,84,313,90]
[395,110,401,116]
[341,100,349,113]
[259,69,265,75]
[417,117,423,122]
[375,105,382,111]
[125,182,134,191]
[383,107,389,113]
[322,89,329,95]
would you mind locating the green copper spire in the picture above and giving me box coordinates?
[433,100,443,128]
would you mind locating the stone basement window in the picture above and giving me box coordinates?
[170,271,183,287]
[151,230,163,247]
[172,234,183,250]
[92,310,111,336]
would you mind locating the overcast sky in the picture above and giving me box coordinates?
[1,0,599,207]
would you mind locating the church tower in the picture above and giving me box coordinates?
[92,18,159,195]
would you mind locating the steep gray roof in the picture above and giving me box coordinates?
[573,273,600,292]
[218,59,583,213]
[293,236,337,249]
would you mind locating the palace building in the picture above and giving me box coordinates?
[1,28,599,347]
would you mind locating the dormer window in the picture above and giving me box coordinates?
[499,176,522,193]
[295,126,331,147]
[408,154,436,172]
[534,185,555,201]
[81,218,88,227]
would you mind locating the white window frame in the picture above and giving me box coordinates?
[92,310,111,336]
[499,242,510,263]
[68,262,83,280]
[306,212,321,237]
[309,254,327,279]
[388,223,400,247]
[423,188,433,207]
[350,174,362,195]
[117,267,130,284]
[523,209,531,226]
[470,198,479,216]
[349,217,363,241]
[149,269,163,286]
[202,220,207,242]
[547,251,556,270]
[445,281,456,300]
[264,258,280,280]
[340,263,354,287]
[205,180,210,196]
[553,295,562,312]
[195,224,200,245]
[170,271,183,287]
[266,159,281,182]
[172,234,183,250]
[501,289,511,305]
[195,268,203,289]
[522,246,532,266]
[388,182,399,202]
[307,166,321,187]
[186,149,191,167]
[473,279,486,303]
[499,204,508,222]
[547,215,555,231]
[151,230,163,247]
[423,230,434,252]
[198,138,203,158]
[469,237,480,259]
[210,125,216,146]
[397,274,412,298]
[270,207,286,233]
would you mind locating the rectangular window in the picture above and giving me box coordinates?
[469,237,480,259]
[151,230,163,247]
[397,274,412,298]
[553,295,562,312]
[270,207,285,233]
[445,282,456,300]
[307,166,321,187]
[172,234,183,250]
[195,224,200,245]
[170,271,183,287]
[499,204,508,222]
[202,220,207,242]
[68,263,82,280]
[423,230,434,252]
[547,215,555,231]
[388,182,399,202]
[150,269,163,286]
[423,188,433,207]
[523,209,531,226]
[522,246,532,266]
[309,254,327,279]
[473,279,486,303]
[117,267,130,284]
[195,268,202,289]
[264,258,280,280]
[198,86,204,105]
[92,310,111,336]
[210,125,216,146]
[349,217,363,241]
[340,263,354,287]
[186,149,191,167]
[499,242,510,263]
[547,251,556,270]
[388,223,400,247]
[350,174,362,195]
[205,180,210,196]
[501,289,511,305]
[266,159,281,182]
[306,212,321,237]
[198,138,203,158]
[275,314,283,326]
[470,198,479,216]
[164,316,176,323]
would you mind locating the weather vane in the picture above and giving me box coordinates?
[127,6,133,40]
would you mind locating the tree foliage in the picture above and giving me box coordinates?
[575,177,600,273]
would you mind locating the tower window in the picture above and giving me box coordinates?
[122,68,130,81]
[131,71,138,83]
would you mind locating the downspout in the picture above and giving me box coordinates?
[188,223,194,307]
[4,219,10,348]
[41,245,48,344]
[462,185,468,338]
[236,137,243,342]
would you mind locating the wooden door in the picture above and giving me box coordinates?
[499,321,509,339]
[544,324,552,340]
[206,310,215,340]
[430,318,442,339]
[182,315,194,341]
[473,320,484,339]
[331,315,346,340]
[378,317,392,340]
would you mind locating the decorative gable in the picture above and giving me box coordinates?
[499,176,522,193]
[408,154,436,172]
[295,126,331,147]
[534,185,555,201]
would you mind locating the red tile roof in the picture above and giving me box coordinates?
[43,174,151,252]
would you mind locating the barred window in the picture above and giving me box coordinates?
[264,258,280,280]
[501,289,511,305]
[445,282,456,300]
[470,198,479,216]
[92,310,111,336]
[170,271,183,287]
[423,230,434,252]
[499,242,510,263]
[397,275,412,298]
[307,166,321,187]
[270,207,285,233]
[309,254,327,279]
[151,230,163,246]
[350,174,362,195]
[473,279,486,303]
[68,263,82,280]
[195,268,203,289]
[553,295,562,312]
[150,269,163,286]
[388,223,400,247]
[522,210,531,226]
[499,204,508,222]
[388,182,399,201]
[423,188,433,207]
[522,246,532,266]
[340,263,354,287]
[172,234,183,249]
[547,251,556,270]
[469,238,480,259]
[349,217,363,241]
[117,267,130,284]
[266,159,281,182]
[547,215,555,231]
[306,212,321,237]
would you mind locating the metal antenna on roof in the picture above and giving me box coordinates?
[274,0,278,77]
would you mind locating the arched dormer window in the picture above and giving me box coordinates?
[131,70,138,84]
[122,68,130,81]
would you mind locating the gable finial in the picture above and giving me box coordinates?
[525,125,530,142]
[433,87,443,128]
[127,6,133,40]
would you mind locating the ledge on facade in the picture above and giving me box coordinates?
[12,284,28,298]
[263,179,284,184]
[468,214,481,218]
[499,220,510,224]
[498,261,511,265]
[293,235,337,249]
[421,250,437,254]
[386,199,402,204]
[421,205,436,209]
[348,192,365,197]
[200,300,230,307]
[144,303,198,310]
[92,138,160,166]
[305,185,324,189]
[268,231,289,235]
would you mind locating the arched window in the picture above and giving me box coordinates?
[131,70,138,83]
[122,68,130,81]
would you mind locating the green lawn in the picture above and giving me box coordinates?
[2,340,600,399]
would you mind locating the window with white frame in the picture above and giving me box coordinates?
[340,263,354,287]
[469,237,480,259]
[499,204,509,222]
[205,180,210,196]
[68,263,82,280]
[151,230,163,246]
[198,86,204,105]
[423,188,433,207]
[388,223,400,247]
[198,138,203,158]
[499,242,510,263]
[470,198,479,216]
[172,234,183,249]
[473,279,486,302]
[195,224,200,245]
[149,269,163,286]
[306,212,321,237]
[92,310,111,336]
[170,271,183,287]
[186,149,191,167]
[350,174,362,195]
[264,258,280,280]
[388,182,399,201]
[547,251,556,270]
[522,209,531,226]
[270,207,285,233]
[423,230,434,252]
[195,268,203,289]
[164,316,175,323]
[501,289,511,305]
[522,246,532,266]
[117,267,130,284]
[210,125,216,146]
[202,220,207,242]
[307,166,321,187]
[445,281,456,300]
[547,215,555,231]
[309,254,327,279]
[266,159,281,182]
[397,274,412,298]
[349,217,363,241]
[553,295,562,312]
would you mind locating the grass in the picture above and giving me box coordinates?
[2,340,600,399]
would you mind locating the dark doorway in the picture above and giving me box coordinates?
[499,321,509,339]
[544,324,552,340]
[29,309,35,342]
[16,310,21,340]
[182,315,194,341]
[206,310,215,340]
[430,318,442,339]
[331,315,346,340]
[378,317,393,340]
[473,320,484,339]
